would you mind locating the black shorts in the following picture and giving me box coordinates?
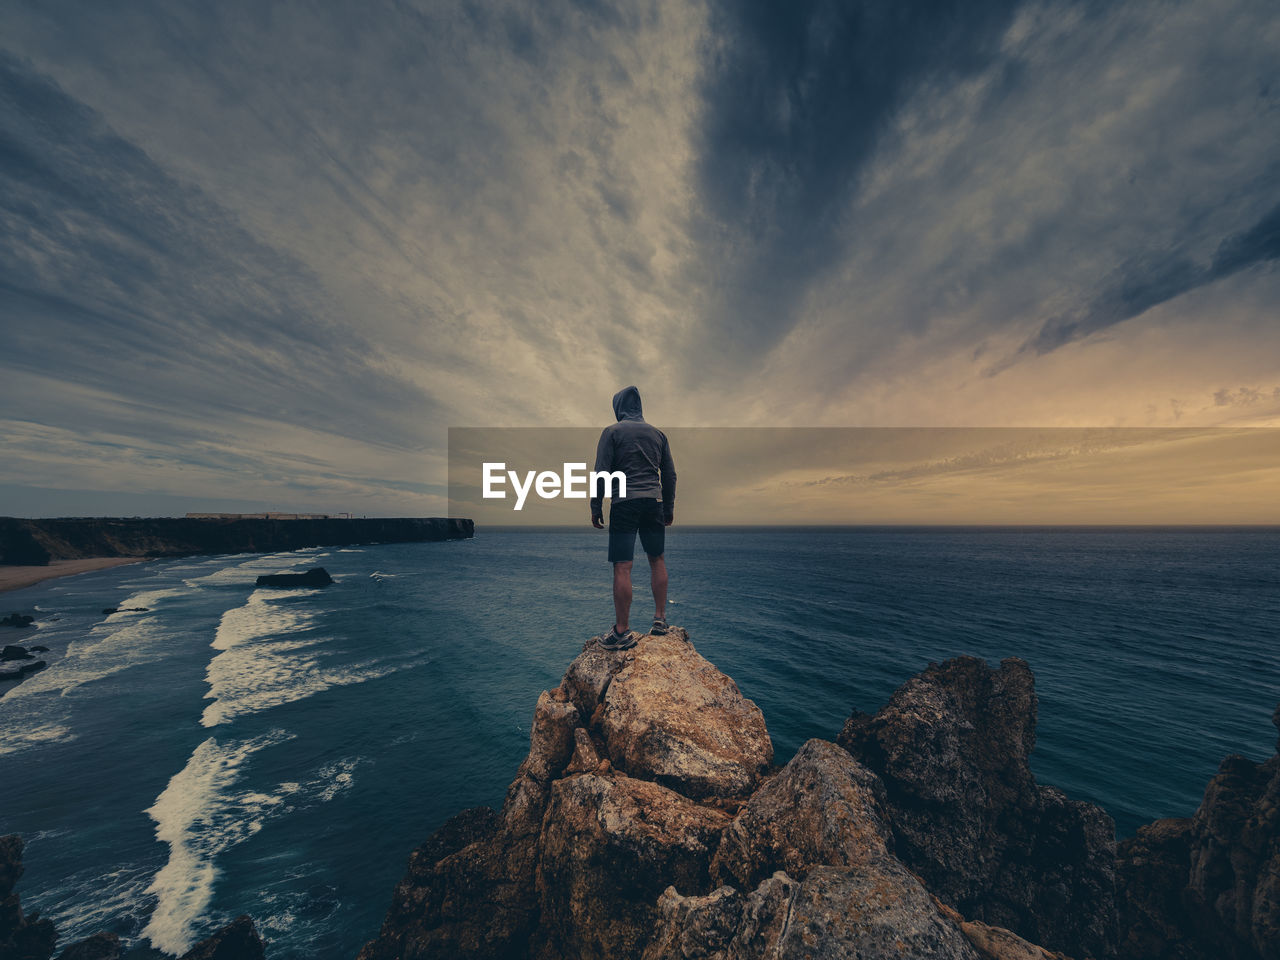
[608,498,666,562]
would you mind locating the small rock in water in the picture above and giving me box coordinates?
[1,612,34,628]
[255,567,334,588]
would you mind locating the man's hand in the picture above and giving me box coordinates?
[591,514,605,529]
[664,511,674,527]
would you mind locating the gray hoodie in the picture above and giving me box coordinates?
[590,386,676,519]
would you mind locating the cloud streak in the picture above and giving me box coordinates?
[1,0,1278,516]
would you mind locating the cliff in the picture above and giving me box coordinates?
[359,629,1119,960]
[0,517,473,565]
[1115,704,1280,960]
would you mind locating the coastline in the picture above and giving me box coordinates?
[0,557,149,594]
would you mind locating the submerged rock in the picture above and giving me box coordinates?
[255,567,333,588]
[0,659,46,682]
[837,655,1117,958]
[1,613,34,629]
[178,915,266,960]
[55,932,122,960]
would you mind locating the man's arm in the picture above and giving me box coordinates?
[590,427,612,526]
[660,432,676,524]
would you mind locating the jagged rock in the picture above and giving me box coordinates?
[177,915,265,960]
[837,655,1116,959]
[711,738,892,889]
[583,628,773,799]
[56,931,122,960]
[643,860,980,960]
[28,646,48,654]
[2,645,33,660]
[1,613,35,628]
[1116,706,1280,960]
[1115,818,1199,959]
[565,727,601,774]
[255,567,333,587]
[536,772,731,960]
[958,920,1074,960]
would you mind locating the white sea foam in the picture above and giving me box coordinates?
[202,644,398,727]
[141,730,294,954]
[0,722,73,757]
[142,734,360,955]
[210,589,321,651]
[35,862,156,947]
[200,588,398,726]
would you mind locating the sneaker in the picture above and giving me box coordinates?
[594,627,638,651]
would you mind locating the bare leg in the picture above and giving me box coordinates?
[648,554,668,621]
[612,561,633,633]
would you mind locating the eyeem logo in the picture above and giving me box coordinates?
[482,462,625,511]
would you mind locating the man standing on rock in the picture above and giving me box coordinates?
[590,385,676,650]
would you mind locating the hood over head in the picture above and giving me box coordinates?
[612,386,644,422]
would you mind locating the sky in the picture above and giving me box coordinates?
[1,0,1278,520]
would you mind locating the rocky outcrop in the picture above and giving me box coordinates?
[362,631,1081,960]
[837,656,1117,959]
[0,644,46,682]
[359,628,762,960]
[0,516,473,564]
[255,567,334,588]
[55,932,121,960]
[1116,705,1280,960]
[1,613,35,628]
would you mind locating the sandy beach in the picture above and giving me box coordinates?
[0,557,149,594]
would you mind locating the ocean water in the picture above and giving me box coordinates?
[1,527,1277,958]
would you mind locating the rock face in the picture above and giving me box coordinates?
[1116,705,1280,960]
[361,631,1076,960]
[710,738,892,888]
[255,567,334,588]
[643,860,981,960]
[837,655,1117,959]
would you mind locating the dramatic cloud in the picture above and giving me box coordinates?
[1,0,1277,516]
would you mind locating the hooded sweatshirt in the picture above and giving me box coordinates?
[590,386,676,519]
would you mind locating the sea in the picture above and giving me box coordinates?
[1,527,1277,959]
